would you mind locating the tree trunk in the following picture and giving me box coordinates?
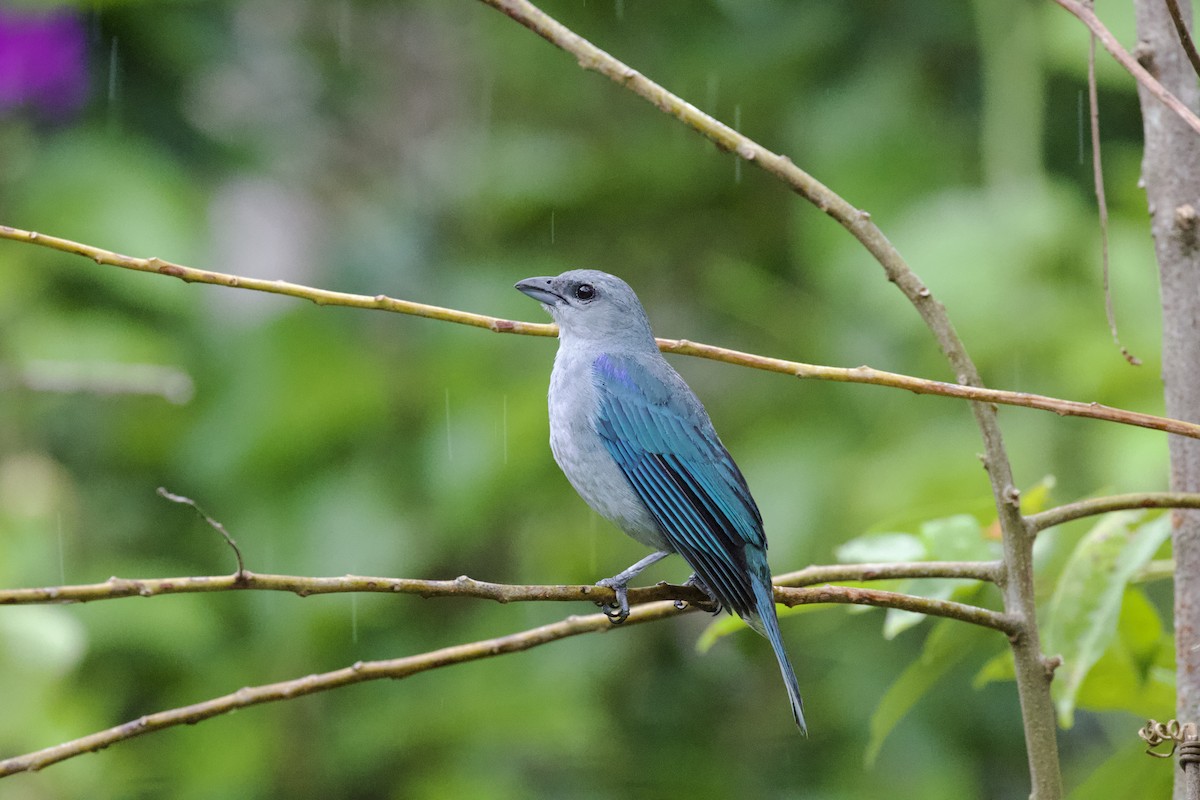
[1131,1,1200,798]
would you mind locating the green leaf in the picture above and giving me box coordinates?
[1073,587,1174,719]
[836,532,926,563]
[1018,475,1056,516]
[973,649,1015,688]
[919,514,997,561]
[1042,512,1171,727]
[865,616,991,765]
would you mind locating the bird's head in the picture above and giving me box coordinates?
[515,269,655,347]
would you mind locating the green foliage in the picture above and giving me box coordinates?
[1042,513,1173,726]
[0,1,1177,798]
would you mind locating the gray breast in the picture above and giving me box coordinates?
[547,348,672,552]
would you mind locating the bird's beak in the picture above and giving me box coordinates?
[514,276,565,305]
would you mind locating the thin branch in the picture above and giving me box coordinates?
[776,585,1018,635]
[0,604,659,778]
[157,487,246,578]
[0,585,1011,777]
[774,560,1003,586]
[2,225,1196,440]
[0,561,1000,607]
[1027,491,1200,531]
[1164,0,1200,79]
[1053,0,1200,135]
[1087,17,1142,366]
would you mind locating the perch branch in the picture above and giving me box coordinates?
[1,225,1196,440]
[0,584,1011,777]
[0,560,999,607]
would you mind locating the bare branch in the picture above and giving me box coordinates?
[776,585,1018,635]
[157,488,246,578]
[1164,0,1200,80]
[1053,0,1200,134]
[0,585,1011,778]
[1087,20,1142,366]
[1,225,1195,441]
[0,561,1000,607]
[1027,491,1200,532]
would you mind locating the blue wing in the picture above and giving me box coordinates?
[591,353,766,618]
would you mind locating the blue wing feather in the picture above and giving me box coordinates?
[591,353,765,616]
[591,351,807,733]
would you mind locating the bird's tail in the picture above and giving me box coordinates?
[748,569,806,735]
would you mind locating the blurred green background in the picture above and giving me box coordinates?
[0,1,1177,798]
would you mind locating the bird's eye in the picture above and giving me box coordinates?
[574,283,596,301]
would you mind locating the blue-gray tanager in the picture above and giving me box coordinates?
[515,269,806,733]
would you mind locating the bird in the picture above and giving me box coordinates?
[515,269,806,733]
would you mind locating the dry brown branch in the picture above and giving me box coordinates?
[1,224,1195,441]
[0,560,1001,607]
[0,584,1012,778]
[1028,492,1200,531]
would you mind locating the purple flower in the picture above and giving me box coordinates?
[0,8,88,121]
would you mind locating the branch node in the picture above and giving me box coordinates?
[1175,203,1199,250]
[1134,41,1157,74]
[1043,654,1063,678]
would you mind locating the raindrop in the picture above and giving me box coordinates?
[705,72,719,113]
[350,594,359,644]
[502,394,509,464]
[615,0,624,20]
[550,210,556,244]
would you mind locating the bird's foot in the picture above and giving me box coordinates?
[595,577,630,624]
[677,573,724,616]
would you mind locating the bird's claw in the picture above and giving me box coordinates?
[684,573,724,617]
[595,577,630,624]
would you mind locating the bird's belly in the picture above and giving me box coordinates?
[548,372,671,552]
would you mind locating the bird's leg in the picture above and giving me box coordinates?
[676,573,724,616]
[596,550,671,624]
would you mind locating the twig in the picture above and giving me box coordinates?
[0,585,1011,777]
[1,225,1196,440]
[1164,0,1200,79]
[156,487,246,578]
[776,585,1018,635]
[1087,13,1142,366]
[1027,491,1200,532]
[1052,0,1200,135]
[0,561,1000,607]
